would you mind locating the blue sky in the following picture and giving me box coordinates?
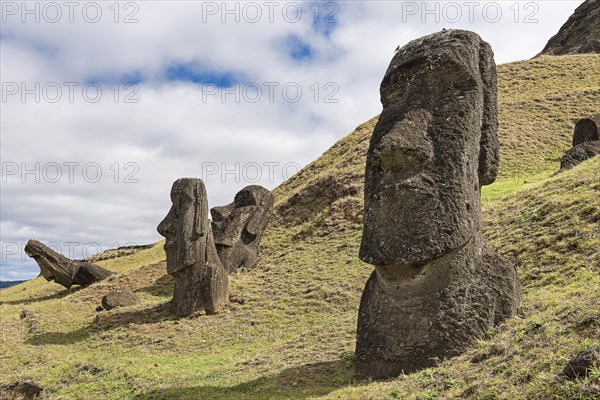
[0,1,583,280]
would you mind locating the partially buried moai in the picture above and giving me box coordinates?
[356,30,521,379]
[211,185,274,274]
[157,178,228,317]
[559,116,600,171]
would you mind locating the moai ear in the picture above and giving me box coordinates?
[246,205,266,237]
[245,190,274,237]
[192,181,208,238]
[478,40,500,186]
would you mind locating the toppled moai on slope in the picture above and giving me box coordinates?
[356,29,522,380]
[25,239,113,289]
[560,116,600,171]
[157,178,229,317]
[211,185,274,273]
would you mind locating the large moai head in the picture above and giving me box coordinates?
[157,178,210,274]
[211,185,274,273]
[359,29,500,266]
[355,30,520,380]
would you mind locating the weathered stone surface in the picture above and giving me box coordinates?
[24,240,113,289]
[211,185,274,273]
[356,29,521,379]
[540,0,600,56]
[157,178,228,317]
[562,348,599,379]
[573,116,600,146]
[560,141,600,171]
[101,289,139,310]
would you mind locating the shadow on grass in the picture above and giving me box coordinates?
[26,302,175,345]
[0,286,83,306]
[136,273,173,298]
[134,359,355,400]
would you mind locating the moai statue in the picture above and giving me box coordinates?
[25,239,113,288]
[572,116,600,146]
[560,116,600,171]
[356,30,522,379]
[157,178,228,317]
[211,185,275,274]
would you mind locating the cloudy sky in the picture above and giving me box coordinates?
[0,1,581,280]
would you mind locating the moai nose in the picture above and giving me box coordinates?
[373,129,433,180]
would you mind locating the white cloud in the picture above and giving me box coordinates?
[0,1,582,280]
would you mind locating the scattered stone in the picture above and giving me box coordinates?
[211,185,274,273]
[560,141,600,171]
[77,364,102,375]
[157,178,229,317]
[0,381,42,400]
[573,116,600,146]
[24,240,113,289]
[356,29,521,380]
[101,289,139,310]
[562,348,599,379]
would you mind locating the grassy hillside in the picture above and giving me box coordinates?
[1,54,599,400]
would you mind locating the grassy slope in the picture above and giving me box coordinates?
[0,54,599,400]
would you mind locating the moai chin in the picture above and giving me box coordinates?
[211,185,275,274]
[157,178,228,317]
[356,29,522,379]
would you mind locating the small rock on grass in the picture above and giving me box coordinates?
[562,348,599,379]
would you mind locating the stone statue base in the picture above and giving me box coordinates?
[355,236,521,379]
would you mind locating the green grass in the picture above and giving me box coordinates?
[481,172,553,204]
[1,54,599,399]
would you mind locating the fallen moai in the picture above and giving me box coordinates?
[25,239,113,289]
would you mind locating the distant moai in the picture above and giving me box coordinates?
[573,116,600,146]
[560,116,600,171]
[25,239,113,288]
[211,185,274,274]
[356,29,522,379]
[157,178,228,317]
